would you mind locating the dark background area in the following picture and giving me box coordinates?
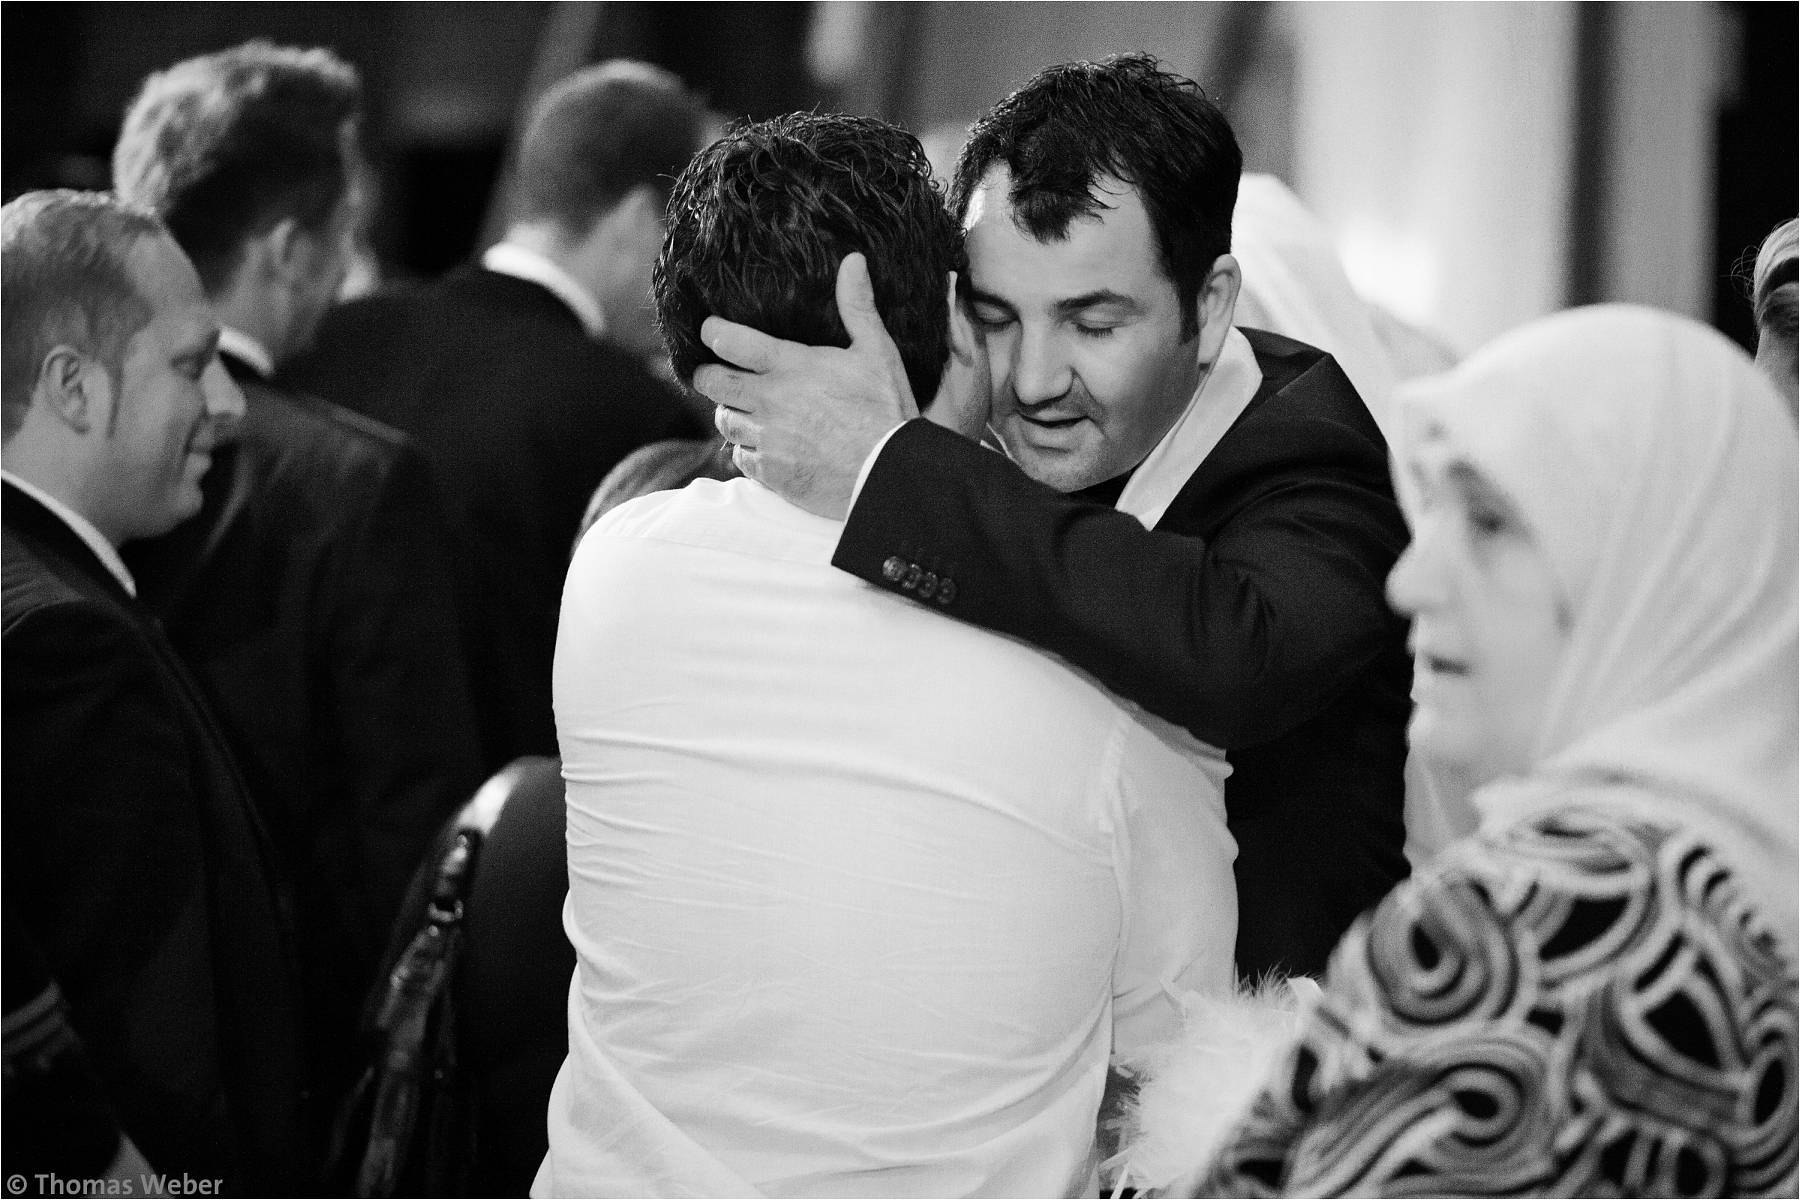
[1,2,825,280]
[2,1,1793,349]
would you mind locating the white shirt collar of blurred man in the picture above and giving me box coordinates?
[1,469,137,595]
[481,241,607,339]
[217,325,275,380]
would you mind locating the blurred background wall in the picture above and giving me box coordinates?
[3,0,1792,355]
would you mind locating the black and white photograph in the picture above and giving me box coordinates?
[2,3,1795,1197]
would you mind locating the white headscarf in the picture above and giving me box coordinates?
[1394,304,1799,951]
[1232,174,1402,442]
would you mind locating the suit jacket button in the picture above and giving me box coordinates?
[882,555,906,582]
[917,571,938,599]
[902,564,923,590]
[936,578,956,605]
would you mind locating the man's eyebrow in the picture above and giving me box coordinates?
[965,285,1015,310]
[1054,290,1141,317]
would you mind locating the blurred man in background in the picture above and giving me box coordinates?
[3,190,309,1189]
[287,59,710,768]
[111,40,484,1121]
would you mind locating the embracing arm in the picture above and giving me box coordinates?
[697,255,1403,748]
[833,409,1406,749]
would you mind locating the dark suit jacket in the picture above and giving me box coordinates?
[120,352,485,1102]
[285,267,706,768]
[3,484,309,1189]
[837,329,1413,980]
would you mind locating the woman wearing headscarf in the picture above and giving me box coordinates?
[1151,305,1798,1198]
[1752,217,1797,415]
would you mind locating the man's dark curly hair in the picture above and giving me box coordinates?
[948,53,1241,342]
[655,112,965,405]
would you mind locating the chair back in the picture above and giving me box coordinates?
[327,756,568,1197]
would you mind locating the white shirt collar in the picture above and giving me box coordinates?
[481,242,607,339]
[2,469,137,596]
[217,326,275,380]
[1115,326,1263,529]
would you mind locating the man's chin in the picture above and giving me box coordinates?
[1003,443,1105,494]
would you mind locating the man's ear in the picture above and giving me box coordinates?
[924,271,992,440]
[945,271,978,365]
[264,217,310,281]
[36,345,107,434]
[1193,252,1242,365]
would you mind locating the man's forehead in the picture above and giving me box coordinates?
[125,234,215,339]
[961,167,1163,300]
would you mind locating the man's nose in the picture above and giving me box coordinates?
[1010,326,1073,407]
[202,355,246,437]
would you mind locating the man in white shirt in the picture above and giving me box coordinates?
[538,112,1238,1199]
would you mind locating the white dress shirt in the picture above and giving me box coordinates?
[537,478,1237,1198]
[1,470,136,596]
[216,325,275,380]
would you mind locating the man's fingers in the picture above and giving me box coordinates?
[693,362,746,410]
[834,253,886,347]
[835,254,917,412]
[700,315,784,373]
[714,404,759,450]
[730,442,761,483]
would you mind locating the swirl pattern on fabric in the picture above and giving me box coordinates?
[1202,807,1798,1197]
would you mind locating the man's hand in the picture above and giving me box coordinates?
[698,252,918,519]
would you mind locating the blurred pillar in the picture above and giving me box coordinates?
[1580,2,1730,321]
[1283,2,1580,353]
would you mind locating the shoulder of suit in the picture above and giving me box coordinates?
[1241,326,1348,393]
[1236,326,1380,440]
[242,378,412,464]
[3,525,133,635]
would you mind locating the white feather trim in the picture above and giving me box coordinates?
[1104,976,1320,1197]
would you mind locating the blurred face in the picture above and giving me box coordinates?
[93,234,245,542]
[287,135,370,357]
[1754,324,1798,418]
[596,187,670,364]
[1387,434,1572,788]
[964,168,1202,492]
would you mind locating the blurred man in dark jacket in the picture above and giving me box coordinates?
[286,60,710,767]
[111,40,485,1121]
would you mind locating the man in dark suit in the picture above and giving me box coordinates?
[2,190,309,1188]
[285,60,709,767]
[110,41,485,1112]
[701,55,1412,981]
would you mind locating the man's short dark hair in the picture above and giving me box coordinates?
[949,53,1241,341]
[112,40,362,294]
[515,60,707,233]
[1,191,167,440]
[655,112,965,406]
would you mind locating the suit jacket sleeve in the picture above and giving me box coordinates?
[3,600,227,1130]
[318,442,485,952]
[833,397,1403,750]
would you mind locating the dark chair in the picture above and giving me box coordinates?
[328,755,572,1197]
[456,756,573,1196]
